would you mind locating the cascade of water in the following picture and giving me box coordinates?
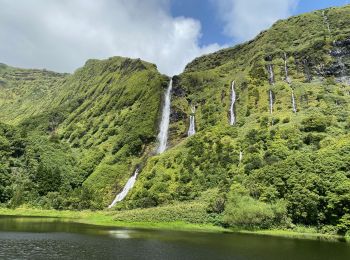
[322,11,331,34]
[292,90,297,113]
[157,79,172,154]
[239,151,243,163]
[284,53,291,84]
[108,168,139,208]
[188,105,196,137]
[230,81,236,125]
[338,56,347,83]
[269,90,274,114]
[267,64,275,85]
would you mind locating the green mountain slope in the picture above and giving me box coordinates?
[1,5,350,234]
[124,5,350,229]
[0,57,168,208]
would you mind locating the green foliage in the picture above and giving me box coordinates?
[112,201,210,224]
[33,163,62,196]
[0,5,350,236]
[222,183,289,229]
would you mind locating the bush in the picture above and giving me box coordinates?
[222,183,289,229]
[302,113,328,132]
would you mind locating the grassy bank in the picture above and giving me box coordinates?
[0,206,346,242]
[0,206,225,233]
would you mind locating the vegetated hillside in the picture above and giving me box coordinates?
[0,4,350,235]
[0,57,168,208]
[123,5,350,233]
[0,63,68,124]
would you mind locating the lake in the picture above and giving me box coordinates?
[0,216,349,260]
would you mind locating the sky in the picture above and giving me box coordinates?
[0,0,348,76]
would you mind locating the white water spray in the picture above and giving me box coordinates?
[269,90,274,114]
[157,79,172,154]
[292,90,297,113]
[267,64,275,85]
[239,151,243,163]
[322,11,331,34]
[230,81,236,125]
[188,105,196,137]
[108,168,139,208]
[284,53,291,84]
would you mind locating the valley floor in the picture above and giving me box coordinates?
[0,207,346,242]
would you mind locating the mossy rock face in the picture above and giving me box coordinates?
[1,5,350,231]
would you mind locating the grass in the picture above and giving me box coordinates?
[0,206,225,233]
[0,206,346,242]
[240,229,345,242]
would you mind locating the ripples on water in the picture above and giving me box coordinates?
[0,216,350,260]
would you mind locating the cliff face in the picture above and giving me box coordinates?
[0,57,168,207]
[124,5,350,227]
[0,5,350,228]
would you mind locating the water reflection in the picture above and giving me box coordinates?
[0,216,349,260]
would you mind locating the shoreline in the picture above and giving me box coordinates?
[0,207,346,242]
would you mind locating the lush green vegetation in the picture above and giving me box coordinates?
[0,57,168,208]
[1,5,350,239]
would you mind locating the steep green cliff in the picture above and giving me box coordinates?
[1,5,350,234]
[125,5,350,230]
[0,57,168,208]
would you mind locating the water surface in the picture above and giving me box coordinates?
[0,216,349,260]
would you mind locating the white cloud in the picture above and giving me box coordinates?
[212,0,299,42]
[0,0,222,75]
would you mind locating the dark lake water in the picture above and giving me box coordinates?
[0,216,349,260]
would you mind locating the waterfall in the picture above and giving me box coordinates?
[157,79,172,154]
[269,90,274,114]
[230,81,236,125]
[267,64,275,85]
[188,105,196,137]
[322,11,331,34]
[284,53,291,84]
[239,151,243,163]
[108,168,139,208]
[292,90,297,113]
[337,56,347,83]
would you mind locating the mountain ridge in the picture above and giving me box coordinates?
[0,4,350,234]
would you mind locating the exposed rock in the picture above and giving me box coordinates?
[170,107,187,122]
[171,75,186,97]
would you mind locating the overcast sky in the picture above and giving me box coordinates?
[0,0,348,75]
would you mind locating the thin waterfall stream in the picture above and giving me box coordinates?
[188,105,196,137]
[108,168,139,208]
[269,90,274,115]
[109,78,173,208]
[267,64,275,115]
[267,64,275,85]
[322,11,348,84]
[230,81,236,125]
[157,79,172,154]
[284,53,291,84]
[322,10,332,34]
[292,90,297,113]
[284,53,297,112]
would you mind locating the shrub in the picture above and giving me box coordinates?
[223,183,289,229]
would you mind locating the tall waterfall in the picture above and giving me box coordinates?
[269,90,274,114]
[292,90,297,113]
[157,79,172,154]
[230,81,236,125]
[267,64,275,85]
[188,105,196,137]
[239,151,243,163]
[322,11,331,34]
[284,53,291,84]
[108,168,139,208]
